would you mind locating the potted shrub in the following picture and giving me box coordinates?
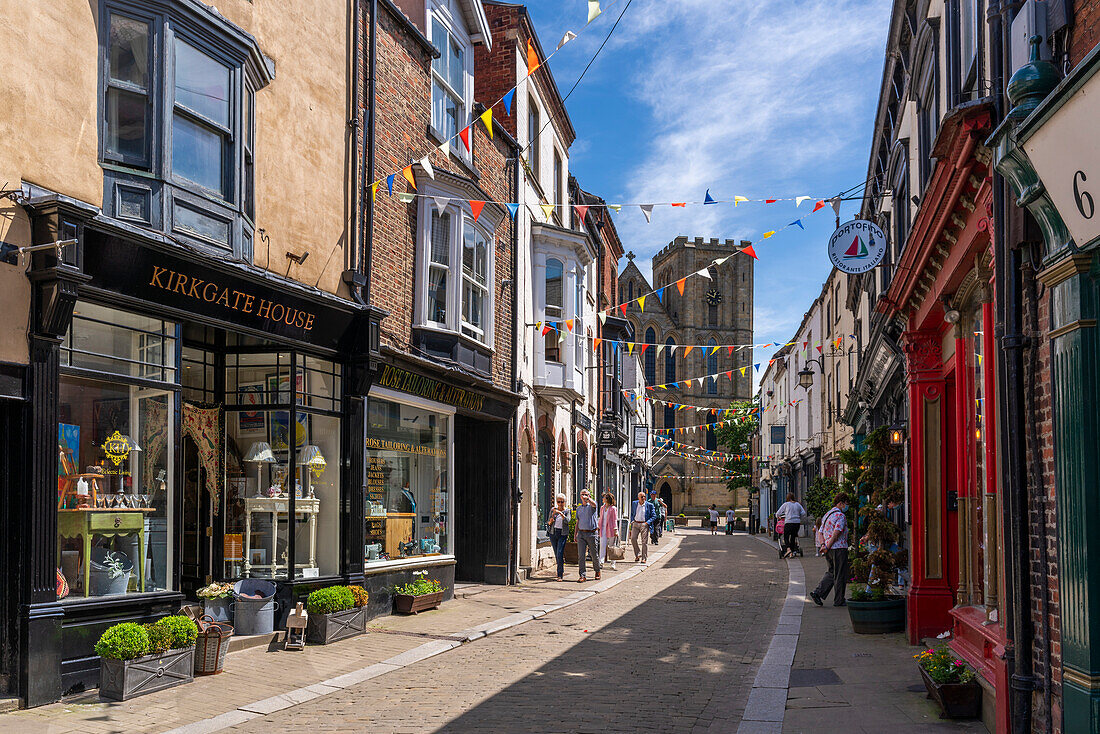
[674,513,687,527]
[393,571,446,614]
[305,584,368,644]
[916,644,982,718]
[197,581,234,622]
[97,616,198,701]
[840,430,908,634]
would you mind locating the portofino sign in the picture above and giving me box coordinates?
[827,220,887,274]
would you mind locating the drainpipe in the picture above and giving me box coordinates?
[349,0,360,276]
[988,2,1037,731]
[361,0,378,304]
[510,145,521,585]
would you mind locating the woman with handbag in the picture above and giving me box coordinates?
[547,494,569,581]
[598,492,620,571]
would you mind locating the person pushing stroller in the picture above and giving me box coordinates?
[776,492,807,559]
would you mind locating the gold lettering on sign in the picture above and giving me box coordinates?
[146,266,317,333]
[376,364,486,412]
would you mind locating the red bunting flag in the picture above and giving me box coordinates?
[619,303,627,317]
[541,324,552,336]
[817,345,823,353]
[639,343,648,355]
[739,244,758,259]
[459,126,471,152]
[574,204,590,221]
[671,202,686,207]
[727,346,735,355]
[812,200,825,212]
[765,199,777,203]
[470,200,485,222]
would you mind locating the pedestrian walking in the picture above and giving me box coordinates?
[776,492,807,558]
[598,492,619,571]
[629,491,655,563]
[574,489,601,581]
[546,494,569,582]
[708,504,719,535]
[648,490,665,544]
[725,507,736,535]
[810,493,852,607]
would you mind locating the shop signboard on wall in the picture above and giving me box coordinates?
[1022,67,1100,249]
[827,220,887,274]
[770,425,787,445]
[632,424,648,449]
[82,231,359,352]
[374,363,514,419]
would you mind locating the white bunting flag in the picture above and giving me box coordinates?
[420,155,435,180]
[558,31,577,49]
[640,204,654,223]
[433,197,449,213]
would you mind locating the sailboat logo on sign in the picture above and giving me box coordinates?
[827,220,887,274]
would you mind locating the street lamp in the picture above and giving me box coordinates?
[889,423,906,445]
[797,357,824,389]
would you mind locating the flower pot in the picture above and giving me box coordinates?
[89,548,134,597]
[393,590,444,615]
[563,541,578,564]
[846,596,906,634]
[99,647,195,701]
[306,607,368,644]
[202,597,232,623]
[919,666,982,719]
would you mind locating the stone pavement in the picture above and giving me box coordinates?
[0,531,682,734]
[221,529,787,733]
[785,552,986,733]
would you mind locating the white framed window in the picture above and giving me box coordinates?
[545,258,563,363]
[428,0,472,159]
[574,273,584,367]
[417,196,496,347]
[528,96,540,174]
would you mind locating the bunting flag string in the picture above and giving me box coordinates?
[521,328,854,355]
[651,402,803,434]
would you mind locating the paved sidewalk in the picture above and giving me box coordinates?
[0,533,681,734]
[786,553,985,733]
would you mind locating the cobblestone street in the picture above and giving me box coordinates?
[227,530,785,733]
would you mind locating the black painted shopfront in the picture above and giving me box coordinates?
[3,197,385,706]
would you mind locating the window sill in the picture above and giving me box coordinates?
[413,322,494,355]
[362,554,457,575]
[427,125,479,180]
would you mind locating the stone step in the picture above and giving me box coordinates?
[0,696,20,713]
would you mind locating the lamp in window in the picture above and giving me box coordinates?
[244,442,277,498]
[296,445,326,499]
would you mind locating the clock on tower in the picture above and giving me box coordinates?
[705,288,723,306]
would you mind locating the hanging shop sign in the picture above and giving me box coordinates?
[770,425,787,445]
[82,230,359,352]
[1022,66,1100,249]
[572,404,592,431]
[827,220,887,274]
[632,424,648,449]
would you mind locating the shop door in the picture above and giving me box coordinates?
[181,435,213,594]
[0,399,22,696]
[944,375,960,604]
[454,417,510,584]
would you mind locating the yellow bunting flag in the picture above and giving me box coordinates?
[762,231,775,239]
[734,196,748,206]
[370,182,379,201]
[609,204,621,212]
[480,108,493,139]
[740,367,747,376]
[676,278,686,295]
[540,203,555,220]
[627,342,635,355]
[638,295,646,312]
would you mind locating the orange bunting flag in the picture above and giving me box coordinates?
[671,202,686,207]
[565,319,573,331]
[683,345,695,357]
[470,200,485,222]
[739,244,758,260]
[526,39,540,76]
[676,278,687,295]
[401,165,417,190]
[593,337,602,350]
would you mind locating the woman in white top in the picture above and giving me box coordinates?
[708,505,720,535]
[776,492,807,558]
[546,494,569,581]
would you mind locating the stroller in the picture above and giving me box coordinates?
[776,518,804,558]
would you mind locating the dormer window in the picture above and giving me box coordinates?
[429,0,472,159]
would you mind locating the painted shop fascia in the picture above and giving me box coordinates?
[9,191,388,706]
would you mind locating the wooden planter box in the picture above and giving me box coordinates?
[674,517,687,527]
[99,647,195,701]
[919,666,982,719]
[394,590,444,615]
[306,607,368,645]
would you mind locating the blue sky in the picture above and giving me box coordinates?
[524,0,892,376]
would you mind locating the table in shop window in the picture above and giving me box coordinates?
[57,508,152,597]
[243,496,319,578]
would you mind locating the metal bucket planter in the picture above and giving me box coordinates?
[919,667,982,719]
[393,591,444,615]
[306,607,368,644]
[194,620,233,675]
[99,647,195,701]
[89,548,134,597]
[846,596,906,634]
[231,580,277,635]
[203,597,232,623]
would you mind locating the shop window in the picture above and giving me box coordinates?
[222,350,342,580]
[461,224,489,340]
[545,258,563,362]
[57,303,180,602]
[428,0,471,157]
[537,431,553,541]
[364,397,451,564]
[100,1,267,257]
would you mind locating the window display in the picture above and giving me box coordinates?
[364,397,451,564]
[57,302,178,600]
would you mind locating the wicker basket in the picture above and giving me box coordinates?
[193,615,233,675]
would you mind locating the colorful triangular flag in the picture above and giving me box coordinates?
[640,204,654,223]
[398,192,415,203]
[502,89,515,116]
[439,140,450,158]
[734,196,748,206]
[574,204,590,221]
[739,244,758,260]
[587,0,602,23]
[704,189,717,205]
[433,196,449,213]
[812,200,825,212]
[470,200,485,222]
[526,39,540,76]
[637,295,646,312]
[540,203,555,220]
[655,287,665,302]
[795,196,810,207]
[459,126,471,152]
[558,30,577,49]
[789,219,804,230]
[676,278,686,295]
[480,109,493,139]
[506,202,519,219]
[402,165,416,190]
[387,174,395,195]
[420,156,435,180]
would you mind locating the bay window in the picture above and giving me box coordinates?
[545,258,563,363]
[416,197,497,348]
[100,1,270,258]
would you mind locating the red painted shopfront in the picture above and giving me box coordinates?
[880,103,1008,732]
